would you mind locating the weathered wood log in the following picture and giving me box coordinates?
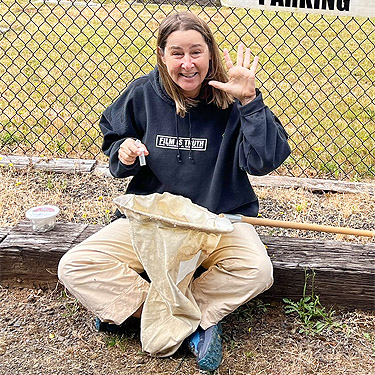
[0,155,96,173]
[249,175,375,195]
[0,221,103,288]
[262,237,375,310]
[0,228,10,243]
[0,221,374,310]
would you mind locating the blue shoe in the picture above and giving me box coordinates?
[187,323,223,372]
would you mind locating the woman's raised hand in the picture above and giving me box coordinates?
[209,44,258,106]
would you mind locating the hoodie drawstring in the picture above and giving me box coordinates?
[175,113,195,164]
[188,113,194,164]
[175,113,182,163]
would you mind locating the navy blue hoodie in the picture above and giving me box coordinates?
[100,67,291,217]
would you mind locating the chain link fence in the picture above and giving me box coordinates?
[1,1,374,179]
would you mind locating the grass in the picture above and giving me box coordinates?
[0,1,374,178]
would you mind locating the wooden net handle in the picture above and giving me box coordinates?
[227,215,375,238]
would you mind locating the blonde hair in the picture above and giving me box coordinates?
[156,12,233,117]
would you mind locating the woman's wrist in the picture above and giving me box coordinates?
[239,94,256,106]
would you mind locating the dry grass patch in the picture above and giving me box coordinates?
[1,166,374,245]
[0,165,126,227]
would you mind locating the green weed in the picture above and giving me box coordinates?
[245,350,257,359]
[46,177,54,190]
[59,289,80,318]
[245,299,270,316]
[363,332,375,357]
[233,299,270,323]
[319,161,341,178]
[283,270,341,336]
[295,202,306,213]
[0,128,23,147]
[105,334,130,351]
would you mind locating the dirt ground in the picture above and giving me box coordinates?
[1,286,374,375]
[0,166,375,374]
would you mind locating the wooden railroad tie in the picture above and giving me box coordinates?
[0,221,374,311]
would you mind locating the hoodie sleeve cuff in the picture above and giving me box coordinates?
[237,89,266,117]
[110,158,139,178]
[108,139,140,177]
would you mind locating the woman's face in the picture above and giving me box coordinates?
[160,29,211,98]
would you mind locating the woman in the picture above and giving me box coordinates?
[58,11,291,372]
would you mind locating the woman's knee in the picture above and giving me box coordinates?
[220,251,273,290]
[253,254,274,290]
[57,243,93,287]
[57,250,75,287]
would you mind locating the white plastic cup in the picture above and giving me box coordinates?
[26,205,60,233]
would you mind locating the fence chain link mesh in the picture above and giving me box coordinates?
[1,0,374,179]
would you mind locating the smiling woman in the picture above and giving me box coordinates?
[57,10,291,373]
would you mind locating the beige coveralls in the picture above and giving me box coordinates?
[58,193,273,356]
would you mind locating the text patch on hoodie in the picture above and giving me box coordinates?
[156,135,207,151]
